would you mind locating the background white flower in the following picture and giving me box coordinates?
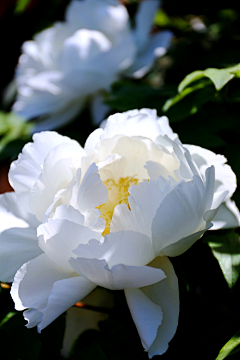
[0,109,237,357]
[12,0,172,131]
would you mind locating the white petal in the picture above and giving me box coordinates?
[32,101,84,132]
[152,168,215,255]
[0,192,37,231]
[11,253,74,312]
[101,109,171,142]
[141,257,179,357]
[9,131,75,193]
[134,0,160,51]
[75,163,108,214]
[69,257,166,290]
[210,199,240,230]
[203,190,228,222]
[73,230,155,268]
[156,116,178,141]
[159,223,212,257]
[111,179,171,237]
[125,288,163,351]
[0,227,42,282]
[29,141,83,221]
[53,204,84,225]
[37,218,101,271]
[97,153,127,182]
[130,31,173,78]
[186,145,237,200]
[84,128,104,154]
[38,276,96,331]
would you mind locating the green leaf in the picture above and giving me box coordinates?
[163,85,215,122]
[178,71,205,93]
[178,63,240,93]
[0,112,32,154]
[204,68,235,91]
[0,312,17,328]
[207,233,240,288]
[15,0,32,13]
[163,81,209,112]
[216,329,240,360]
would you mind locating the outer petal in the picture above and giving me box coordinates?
[11,253,75,312]
[141,257,179,357]
[125,288,163,350]
[152,168,215,255]
[38,276,96,331]
[159,223,212,257]
[210,199,240,230]
[69,257,166,290]
[99,109,175,142]
[0,227,42,282]
[0,192,38,231]
[11,253,95,331]
[29,140,83,222]
[130,31,173,79]
[186,145,237,200]
[9,131,76,194]
[72,230,155,267]
[0,192,41,282]
[37,218,101,272]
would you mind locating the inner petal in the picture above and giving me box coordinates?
[96,177,139,236]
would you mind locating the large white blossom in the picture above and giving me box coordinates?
[0,109,238,357]
[12,0,172,131]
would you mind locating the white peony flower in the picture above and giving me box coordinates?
[12,0,172,131]
[0,109,238,357]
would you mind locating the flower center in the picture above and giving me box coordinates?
[96,177,139,236]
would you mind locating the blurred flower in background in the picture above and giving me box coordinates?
[12,0,172,132]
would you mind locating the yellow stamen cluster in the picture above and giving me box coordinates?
[96,177,139,236]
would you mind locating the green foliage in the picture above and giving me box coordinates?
[0,112,32,151]
[162,63,240,121]
[15,0,33,14]
[215,329,240,360]
[206,233,240,288]
[178,64,240,93]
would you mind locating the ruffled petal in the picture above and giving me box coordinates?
[0,227,42,282]
[9,131,76,193]
[152,167,215,255]
[141,257,179,357]
[125,288,163,350]
[11,253,74,312]
[72,230,154,268]
[210,199,240,230]
[37,218,101,271]
[159,223,212,257]
[29,140,83,221]
[186,145,237,200]
[38,276,96,331]
[111,179,171,237]
[69,257,166,290]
